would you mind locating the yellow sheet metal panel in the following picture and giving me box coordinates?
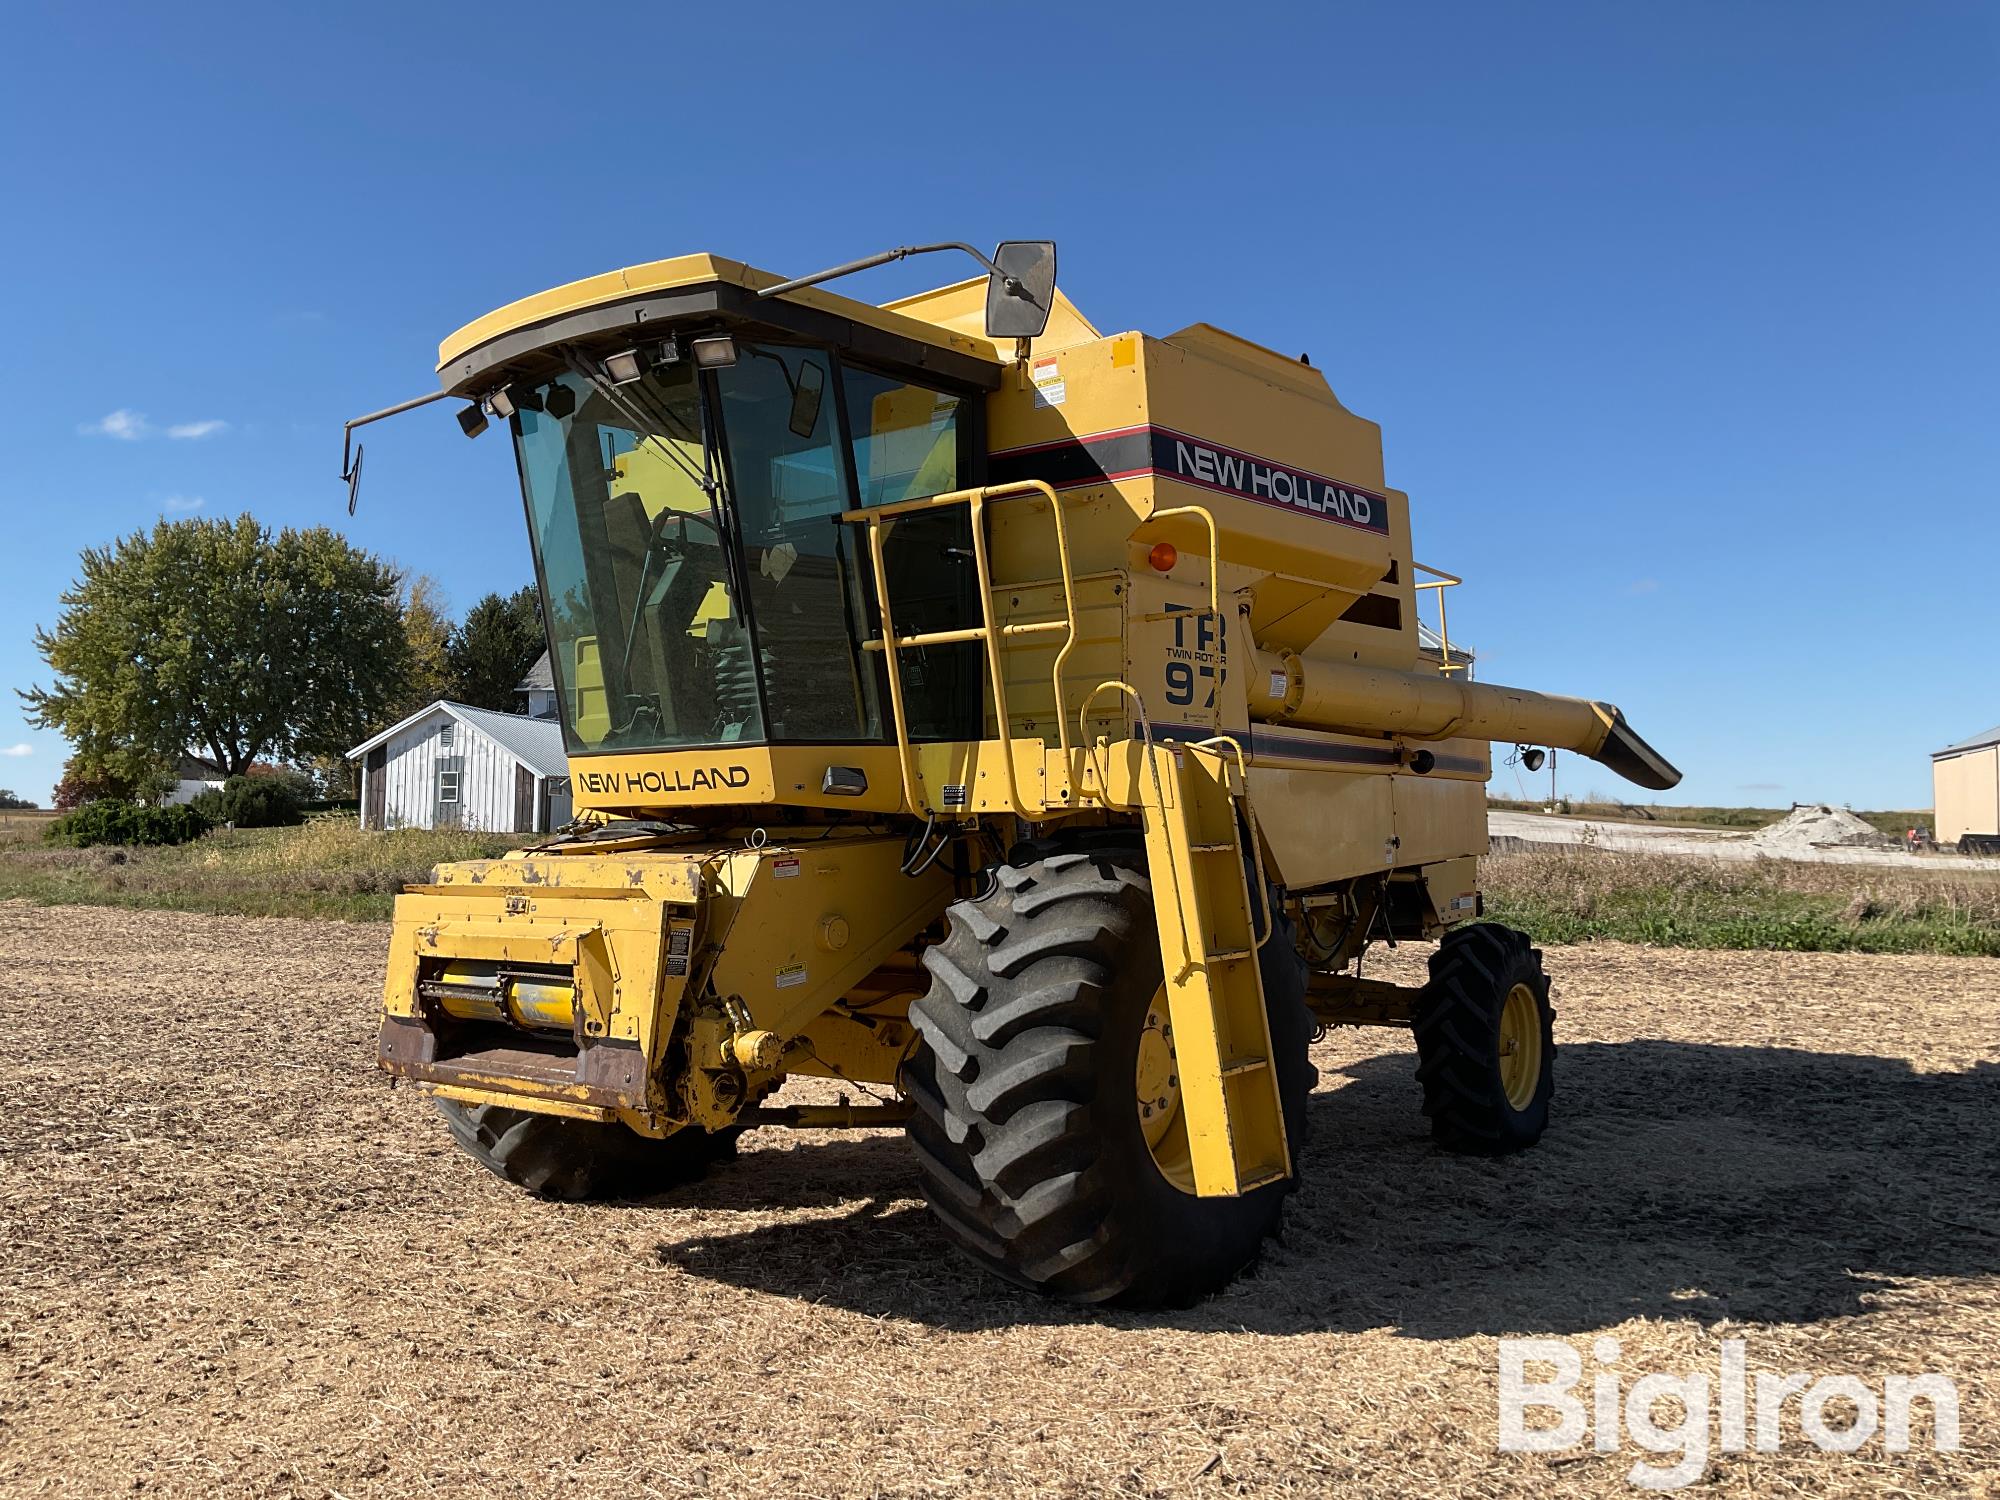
[879,274,1102,354]
[1141,334,1394,594]
[1292,483,1420,668]
[1391,772,1489,870]
[984,572,1128,743]
[1423,857,1482,928]
[910,738,1065,815]
[428,1084,620,1124]
[706,835,953,1041]
[1126,571,1232,741]
[1249,765,1398,889]
[423,852,705,902]
[567,745,908,815]
[980,325,1396,630]
[789,1010,917,1086]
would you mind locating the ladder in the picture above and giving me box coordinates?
[1138,739,1292,1197]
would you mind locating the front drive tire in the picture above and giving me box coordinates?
[1413,923,1555,1155]
[903,850,1315,1308]
[433,1099,739,1202]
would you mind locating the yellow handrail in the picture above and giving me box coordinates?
[1413,561,1465,676]
[1143,504,1222,621]
[1077,679,1193,962]
[844,479,1084,819]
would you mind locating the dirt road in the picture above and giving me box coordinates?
[1489,809,2000,871]
[2,903,1995,1497]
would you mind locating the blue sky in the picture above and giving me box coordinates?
[2,3,1993,809]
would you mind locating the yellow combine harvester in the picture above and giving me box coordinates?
[345,240,1677,1306]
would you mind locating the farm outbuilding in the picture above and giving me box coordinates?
[346,702,572,833]
[1932,723,2000,852]
[518,651,558,720]
[163,753,227,806]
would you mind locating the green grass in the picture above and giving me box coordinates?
[1485,848,2000,957]
[0,815,527,922]
[5,813,1994,958]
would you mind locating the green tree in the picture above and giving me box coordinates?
[391,572,455,717]
[23,514,409,778]
[50,755,167,809]
[447,586,546,711]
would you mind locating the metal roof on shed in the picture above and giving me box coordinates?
[517,651,554,692]
[1933,724,2000,759]
[345,701,569,779]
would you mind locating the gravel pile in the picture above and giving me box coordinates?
[1752,803,1898,856]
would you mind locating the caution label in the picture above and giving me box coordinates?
[1031,356,1066,408]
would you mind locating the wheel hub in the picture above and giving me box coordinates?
[1498,981,1544,1111]
[1137,987,1195,1193]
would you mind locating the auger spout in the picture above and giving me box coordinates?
[1248,650,1681,791]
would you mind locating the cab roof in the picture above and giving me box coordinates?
[437,253,1088,397]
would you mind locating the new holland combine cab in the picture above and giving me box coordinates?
[347,240,1677,1306]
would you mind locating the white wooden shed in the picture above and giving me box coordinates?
[163,753,228,806]
[346,702,573,833]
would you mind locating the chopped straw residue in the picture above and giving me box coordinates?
[0,903,1995,1497]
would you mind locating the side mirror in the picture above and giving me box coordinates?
[985,240,1056,340]
[344,443,364,515]
[789,359,827,438]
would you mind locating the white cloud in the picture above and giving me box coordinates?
[79,409,151,440]
[1626,579,1661,596]
[0,743,31,758]
[162,494,206,512]
[78,411,231,441]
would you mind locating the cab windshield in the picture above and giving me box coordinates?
[513,344,972,755]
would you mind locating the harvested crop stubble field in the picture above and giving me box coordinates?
[2,905,1996,1498]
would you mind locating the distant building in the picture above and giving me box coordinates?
[346,702,572,833]
[518,651,557,720]
[1932,724,2000,851]
[163,753,227,806]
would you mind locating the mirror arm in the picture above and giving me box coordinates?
[756,242,1011,301]
[340,389,457,513]
[341,389,455,477]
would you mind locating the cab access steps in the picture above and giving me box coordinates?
[1137,740,1293,1196]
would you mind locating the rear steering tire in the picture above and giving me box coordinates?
[903,850,1315,1308]
[1413,923,1554,1155]
[433,1099,739,1202]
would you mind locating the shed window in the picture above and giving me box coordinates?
[439,721,455,748]
[437,770,460,804]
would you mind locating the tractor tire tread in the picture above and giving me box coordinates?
[905,850,1315,1307]
[1412,923,1555,1156]
[433,1099,736,1202]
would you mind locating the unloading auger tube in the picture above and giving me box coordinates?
[1247,649,1682,791]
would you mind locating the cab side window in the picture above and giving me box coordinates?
[840,367,980,741]
[841,369,965,505]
